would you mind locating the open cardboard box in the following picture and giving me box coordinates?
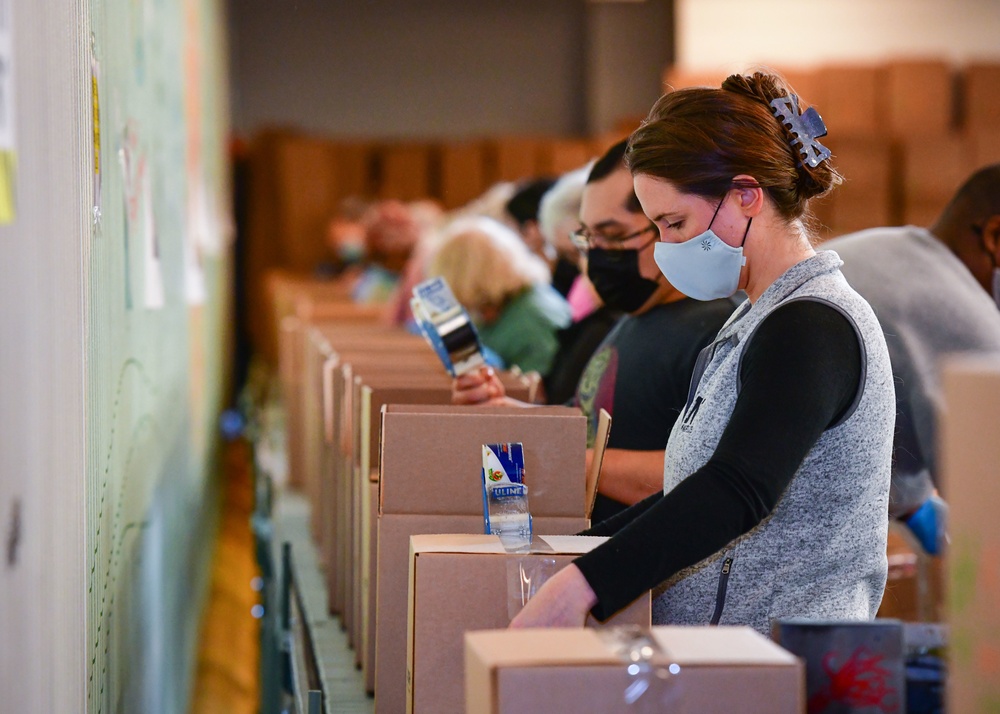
[465,626,804,714]
[407,534,652,714]
[319,349,443,614]
[373,404,610,714]
[345,373,456,654]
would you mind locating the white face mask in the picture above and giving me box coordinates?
[652,197,751,301]
[992,266,1000,310]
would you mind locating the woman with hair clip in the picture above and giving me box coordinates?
[510,71,895,635]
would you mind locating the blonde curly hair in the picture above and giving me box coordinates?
[427,216,551,311]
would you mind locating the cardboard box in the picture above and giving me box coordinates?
[327,362,443,615]
[941,357,1000,713]
[816,64,884,137]
[961,62,1000,132]
[885,60,955,137]
[877,522,944,623]
[824,136,894,235]
[772,619,905,714]
[376,142,434,200]
[538,139,595,176]
[489,137,546,183]
[362,477,380,693]
[465,626,804,714]
[899,135,972,227]
[347,375,456,654]
[439,141,490,209]
[407,534,652,714]
[374,515,590,714]
[379,404,589,517]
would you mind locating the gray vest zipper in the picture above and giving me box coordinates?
[709,556,733,625]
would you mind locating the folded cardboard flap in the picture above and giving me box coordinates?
[586,408,611,520]
[407,534,651,714]
[464,626,799,670]
[379,404,588,517]
[465,627,803,714]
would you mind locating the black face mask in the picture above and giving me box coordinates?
[587,247,661,313]
[551,256,580,297]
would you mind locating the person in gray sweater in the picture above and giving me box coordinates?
[824,164,1000,554]
[509,71,896,635]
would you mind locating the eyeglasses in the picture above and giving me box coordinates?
[570,222,657,251]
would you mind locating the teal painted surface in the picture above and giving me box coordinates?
[85,0,231,712]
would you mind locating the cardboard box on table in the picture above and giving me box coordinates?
[941,357,1000,713]
[344,373,456,654]
[288,319,407,500]
[465,626,804,714]
[373,404,609,712]
[321,353,444,615]
[308,330,435,548]
[350,370,537,671]
[407,534,650,714]
[278,309,386,489]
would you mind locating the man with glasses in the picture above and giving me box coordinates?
[824,163,1000,555]
[455,139,735,520]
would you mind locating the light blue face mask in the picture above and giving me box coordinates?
[652,196,751,301]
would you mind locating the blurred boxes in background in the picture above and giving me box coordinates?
[439,141,490,209]
[961,62,1000,132]
[465,626,803,714]
[898,134,971,227]
[408,534,652,714]
[941,357,1000,713]
[885,60,955,137]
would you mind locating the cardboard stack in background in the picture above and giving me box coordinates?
[374,404,599,713]
[439,141,490,209]
[941,357,1000,713]
[305,327,440,615]
[342,370,455,659]
[376,142,435,201]
[278,296,385,490]
[407,534,652,714]
[465,627,804,714]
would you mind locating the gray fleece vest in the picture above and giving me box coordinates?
[652,250,895,636]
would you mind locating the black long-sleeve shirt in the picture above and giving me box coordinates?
[575,299,863,620]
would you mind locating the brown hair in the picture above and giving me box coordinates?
[626,71,841,222]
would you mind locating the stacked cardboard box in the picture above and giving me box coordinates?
[408,534,652,714]
[885,60,954,138]
[374,404,600,713]
[376,143,435,201]
[439,141,490,209]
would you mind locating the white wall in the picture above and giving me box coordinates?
[229,0,589,138]
[0,1,88,711]
[227,0,676,139]
[677,0,1000,72]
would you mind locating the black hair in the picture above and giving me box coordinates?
[587,139,629,185]
[586,138,643,213]
[505,177,557,226]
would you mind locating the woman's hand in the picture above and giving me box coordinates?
[451,366,507,405]
[509,564,598,629]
